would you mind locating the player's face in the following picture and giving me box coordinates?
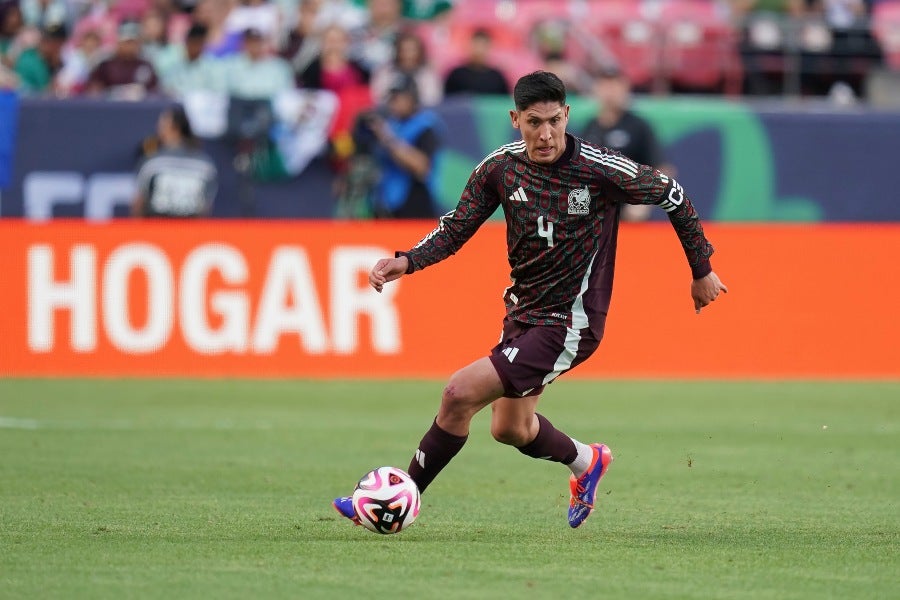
[510,102,569,165]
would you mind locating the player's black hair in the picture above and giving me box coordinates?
[513,71,567,112]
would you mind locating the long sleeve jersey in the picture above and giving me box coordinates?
[400,133,714,338]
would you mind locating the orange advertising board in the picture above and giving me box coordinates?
[0,221,897,379]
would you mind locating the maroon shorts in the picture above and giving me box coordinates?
[488,318,604,398]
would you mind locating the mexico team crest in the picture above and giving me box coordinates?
[567,185,591,215]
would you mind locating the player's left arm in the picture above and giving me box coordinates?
[653,175,728,312]
[600,150,728,311]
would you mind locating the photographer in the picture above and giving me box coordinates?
[345,73,443,219]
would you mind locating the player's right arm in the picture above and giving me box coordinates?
[397,158,503,274]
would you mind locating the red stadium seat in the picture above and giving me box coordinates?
[441,0,531,52]
[488,47,546,83]
[577,1,661,90]
[658,0,743,94]
[872,0,900,69]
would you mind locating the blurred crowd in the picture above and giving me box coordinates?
[0,0,896,101]
[2,0,898,219]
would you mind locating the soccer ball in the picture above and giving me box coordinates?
[351,466,421,534]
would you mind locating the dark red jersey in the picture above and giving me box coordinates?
[400,133,714,336]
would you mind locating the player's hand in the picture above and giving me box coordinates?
[692,271,728,314]
[369,256,409,293]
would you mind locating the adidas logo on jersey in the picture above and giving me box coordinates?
[509,187,528,204]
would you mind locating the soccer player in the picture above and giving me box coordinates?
[334,71,727,528]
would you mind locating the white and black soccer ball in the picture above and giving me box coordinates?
[351,466,421,534]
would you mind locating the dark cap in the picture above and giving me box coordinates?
[242,27,264,39]
[387,73,419,99]
[186,23,208,40]
[42,22,68,40]
[594,63,625,79]
[472,27,493,41]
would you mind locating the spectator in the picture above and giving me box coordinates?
[736,0,805,95]
[69,0,119,51]
[193,0,238,56]
[56,27,105,95]
[797,0,883,97]
[532,19,591,95]
[133,104,218,217]
[163,23,226,97]
[281,0,366,77]
[353,0,405,73]
[140,8,182,81]
[14,22,67,95]
[224,0,281,50]
[0,63,15,88]
[443,27,509,97]
[281,0,324,75]
[580,65,675,222]
[20,0,68,31]
[87,20,160,99]
[225,26,293,101]
[1,1,25,68]
[371,29,442,106]
[348,73,443,219]
[224,26,293,166]
[297,24,368,92]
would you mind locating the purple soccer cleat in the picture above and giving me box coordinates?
[567,443,613,528]
[332,496,361,525]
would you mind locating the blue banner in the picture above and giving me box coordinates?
[3,96,900,221]
[0,91,18,189]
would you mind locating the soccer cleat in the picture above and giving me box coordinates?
[567,443,613,528]
[332,496,361,525]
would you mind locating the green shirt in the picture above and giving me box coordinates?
[351,0,453,20]
[14,48,51,94]
[753,0,791,14]
[225,55,293,100]
[164,55,228,98]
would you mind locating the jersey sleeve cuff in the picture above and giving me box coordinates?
[395,251,416,274]
[692,260,712,280]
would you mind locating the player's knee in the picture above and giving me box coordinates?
[490,421,531,447]
[440,382,475,416]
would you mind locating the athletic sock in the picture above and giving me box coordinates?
[568,440,595,478]
[516,413,578,465]
[407,418,468,493]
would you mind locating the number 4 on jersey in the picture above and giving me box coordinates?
[537,216,554,247]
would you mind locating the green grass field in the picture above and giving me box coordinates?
[1,379,897,599]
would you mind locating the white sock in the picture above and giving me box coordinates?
[567,439,594,478]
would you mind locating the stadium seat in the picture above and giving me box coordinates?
[658,0,743,94]
[440,0,532,52]
[872,0,900,69]
[578,1,661,90]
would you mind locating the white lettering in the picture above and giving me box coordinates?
[330,246,401,354]
[27,244,96,352]
[180,244,249,354]
[102,244,173,353]
[84,174,137,221]
[24,241,403,360]
[24,172,84,221]
[252,246,328,354]
[23,172,136,221]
